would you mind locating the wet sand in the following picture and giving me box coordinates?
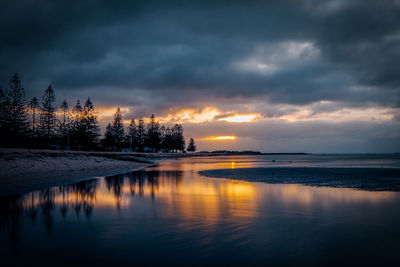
[0,149,155,196]
[200,167,400,191]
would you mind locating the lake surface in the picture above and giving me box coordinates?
[1,154,400,266]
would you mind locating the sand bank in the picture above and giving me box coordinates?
[200,167,400,191]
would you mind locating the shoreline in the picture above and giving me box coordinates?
[0,148,159,197]
[1,147,250,197]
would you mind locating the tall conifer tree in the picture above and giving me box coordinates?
[72,100,84,148]
[39,84,57,144]
[110,107,125,151]
[146,114,161,152]
[1,73,29,145]
[126,119,137,151]
[60,99,70,149]
[82,98,100,149]
[29,97,39,137]
[135,118,146,151]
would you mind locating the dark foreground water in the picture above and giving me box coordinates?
[1,154,400,266]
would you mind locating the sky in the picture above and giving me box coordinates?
[1,0,399,153]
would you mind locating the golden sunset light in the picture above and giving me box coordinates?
[203,136,237,141]
[96,106,130,118]
[153,107,263,124]
[218,114,261,123]
[157,107,220,123]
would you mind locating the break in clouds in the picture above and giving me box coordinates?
[0,0,399,152]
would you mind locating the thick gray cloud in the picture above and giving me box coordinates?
[1,0,399,109]
[0,0,399,153]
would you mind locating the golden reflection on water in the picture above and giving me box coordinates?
[6,156,399,228]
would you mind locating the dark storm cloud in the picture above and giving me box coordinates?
[1,0,400,109]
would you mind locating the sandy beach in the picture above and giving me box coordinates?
[0,149,159,196]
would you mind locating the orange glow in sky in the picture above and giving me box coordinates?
[218,114,260,123]
[203,136,237,140]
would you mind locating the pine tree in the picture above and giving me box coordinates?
[126,119,137,151]
[29,97,39,138]
[71,100,84,149]
[111,107,125,151]
[172,124,185,152]
[135,118,146,151]
[60,99,69,126]
[160,126,174,152]
[159,125,166,151]
[0,88,10,146]
[82,98,100,149]
[146,114,161,152]
[103,123,114,150]
[39,84,57,145]
[60,99,70,149]
[1,73,29,146]
[187,138,196,152]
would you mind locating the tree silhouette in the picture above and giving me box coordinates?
[146,114,161,152]
[161,126,173,152]
[82,98,100,150]
[0,73,29,146]
[39,84,57,145]
[60,100,69,126]
[135,118,146,151]
[187,138,196,152]
[110,107,125,151]
[29,97,39,138]
[1,73,189,152]
[173,124,185,152]
[126,119,137,151]
[71,100,84,149]
[60,99,70,149]
[0,88,9,146]
[103,123,114,150]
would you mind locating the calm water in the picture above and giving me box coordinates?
[1,154,400,266]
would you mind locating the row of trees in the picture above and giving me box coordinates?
[0,73,196,152]
[0,73,102,150]
[103,109,191,152]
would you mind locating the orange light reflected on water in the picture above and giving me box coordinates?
[14,156,399,231]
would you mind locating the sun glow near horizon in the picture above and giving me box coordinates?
[203,136,237,141]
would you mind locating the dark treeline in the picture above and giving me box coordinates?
[0,73,191,152]
[103,109,186,152]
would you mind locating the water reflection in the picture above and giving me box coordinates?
[1,164,398,236]
[0,170,183,235]
[1,179,98,235]
[1,155,400,265]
